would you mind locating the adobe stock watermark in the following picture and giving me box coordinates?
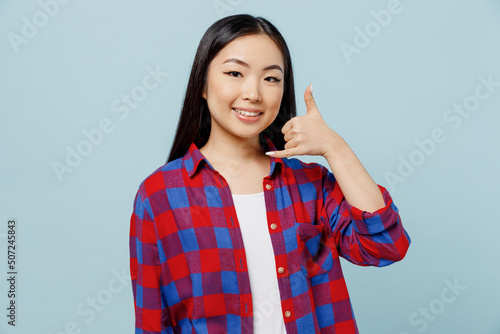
[51,65,169,183]
[238,287,284,332]
[385,74,499,192]
[213,0,243,18]
[253,288,283,331]
[399,277,467,334]
[340,0,416,64]
[7,0,73,54]
[47,266,129,334]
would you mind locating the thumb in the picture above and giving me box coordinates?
[304,83,318,114]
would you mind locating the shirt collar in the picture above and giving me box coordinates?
[183,134,284,178]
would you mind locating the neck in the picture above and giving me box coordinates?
[200,134,265,163]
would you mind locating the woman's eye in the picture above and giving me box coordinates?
[265,76,281,83]
[224,71,242,77]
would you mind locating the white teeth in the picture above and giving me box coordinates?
[234,108,261,117]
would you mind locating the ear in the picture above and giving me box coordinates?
[202,84,207,100]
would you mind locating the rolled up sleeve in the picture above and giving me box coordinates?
[322,167,411,267]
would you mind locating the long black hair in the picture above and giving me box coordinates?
[167,14,296,163]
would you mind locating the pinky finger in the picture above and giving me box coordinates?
[266,147,300,158]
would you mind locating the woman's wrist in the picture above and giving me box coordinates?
[322,130,350,161]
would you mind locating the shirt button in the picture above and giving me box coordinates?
[270,223,277,230]
[265,184,272,190]
[277,267,285,274]
[284,311,292,318]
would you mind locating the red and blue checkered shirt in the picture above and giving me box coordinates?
[129,136,410,333]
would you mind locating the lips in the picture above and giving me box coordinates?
[232,108,263,123]
[232,108,263,117]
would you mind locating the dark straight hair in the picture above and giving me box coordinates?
[167,14,296,163]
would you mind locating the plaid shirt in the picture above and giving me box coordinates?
[129,136,410,333]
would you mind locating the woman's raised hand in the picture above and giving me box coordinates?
[266,84,345,159]
[267,83,385,212]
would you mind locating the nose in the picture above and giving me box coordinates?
[241,77,261,103]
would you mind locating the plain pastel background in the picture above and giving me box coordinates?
[1,0,499,333]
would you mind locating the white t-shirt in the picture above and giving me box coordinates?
[231,192,287,334]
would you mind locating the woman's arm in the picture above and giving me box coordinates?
[321,133,385,212]
[269,84,410,265]
[130,189,172,333]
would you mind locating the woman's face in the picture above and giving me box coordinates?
[202,34,285,144]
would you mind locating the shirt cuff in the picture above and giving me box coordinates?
[345,185,400,235]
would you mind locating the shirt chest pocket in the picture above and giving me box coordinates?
[295,217,336,277]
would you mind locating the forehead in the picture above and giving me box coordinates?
[213,34,284,67]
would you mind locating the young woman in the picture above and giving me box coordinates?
[130,14,410,334]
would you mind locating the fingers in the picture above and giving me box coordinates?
[272,83,319,159]
[281,118,293,134]
[282,83,318,136]
[283,128,295,142]
[266,137,301,157]
[266,147,300,158]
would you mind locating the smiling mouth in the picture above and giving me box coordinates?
[233,108,263,117]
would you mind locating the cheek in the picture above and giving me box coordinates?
[266,88,284,111]
[211,79,237,103]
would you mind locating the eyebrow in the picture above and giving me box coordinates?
[222,58,283,73]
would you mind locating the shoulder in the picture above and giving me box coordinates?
[136,156,186,200]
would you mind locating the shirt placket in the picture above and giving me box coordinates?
[263,174,296,329]
[213,171,254,333]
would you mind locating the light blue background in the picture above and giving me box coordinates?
[1,0,499,333]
